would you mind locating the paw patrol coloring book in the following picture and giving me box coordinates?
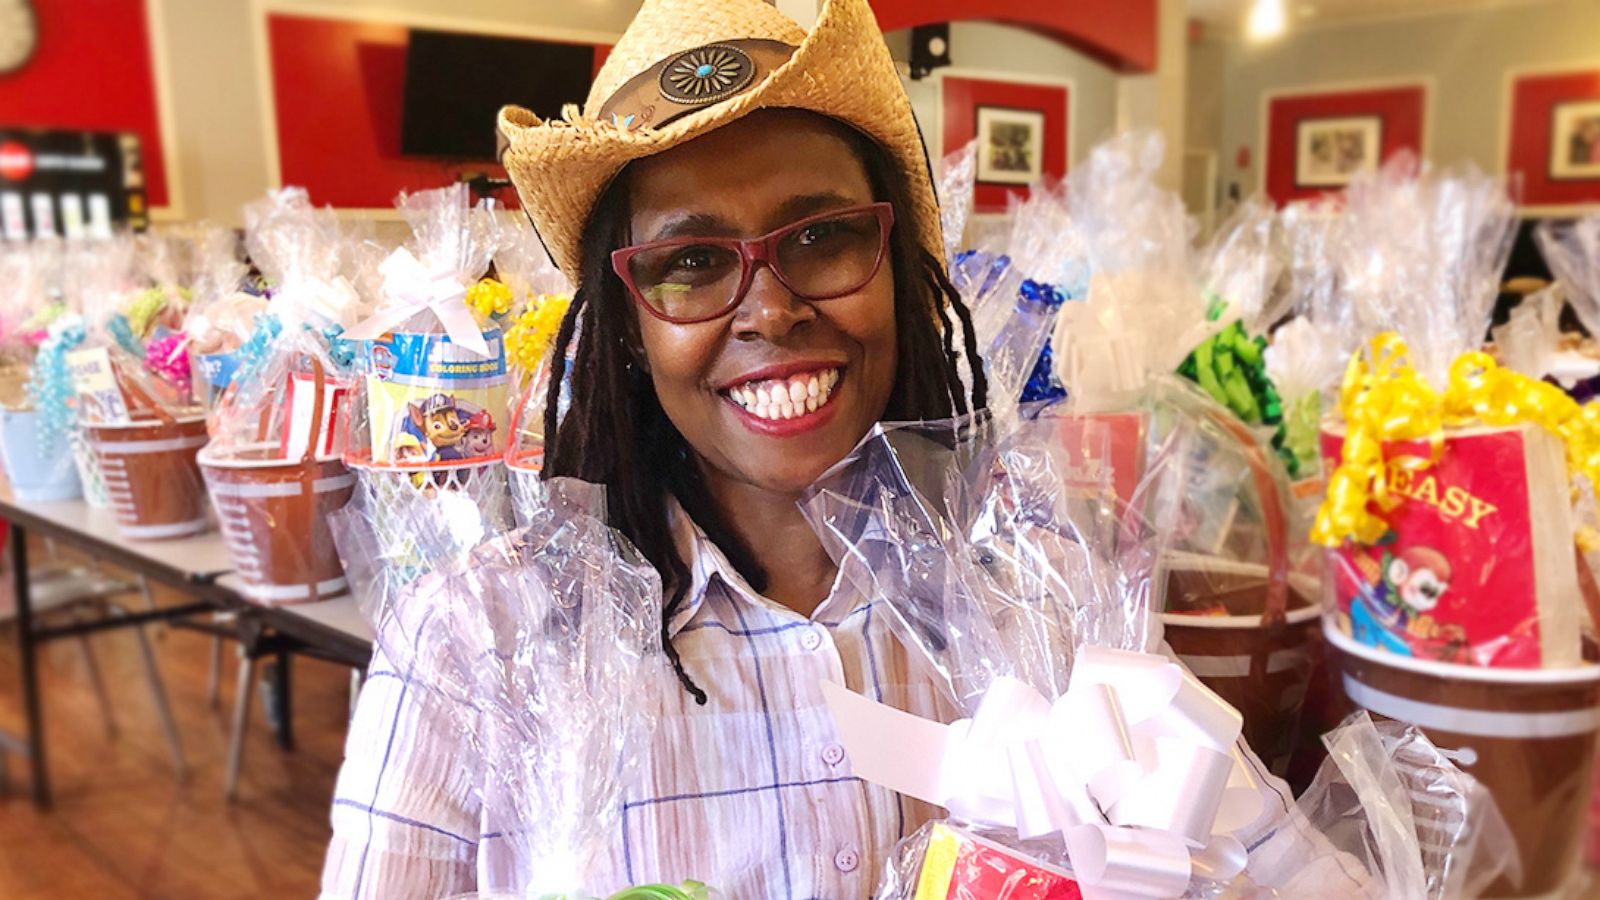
[362,328,506,465]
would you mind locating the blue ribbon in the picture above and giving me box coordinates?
[322,323,357,371]
[234,313,283,386]
[27,320,88,444]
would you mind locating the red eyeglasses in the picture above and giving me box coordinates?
[611,202,895,325]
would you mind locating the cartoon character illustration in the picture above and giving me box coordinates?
[407,393,467,461]
[368,344,396,382]
[392,432,433,491]
[461,410,496,459]
[1352,545,1454,656]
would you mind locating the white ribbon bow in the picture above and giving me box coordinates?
[273,276,363,332]
[343,247,489,357]
[822,646,1265,899]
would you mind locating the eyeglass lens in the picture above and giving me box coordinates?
[629,208,884,321]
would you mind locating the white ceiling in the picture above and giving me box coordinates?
[1189,0,1557,30]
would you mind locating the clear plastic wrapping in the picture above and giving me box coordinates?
[334,185,513,620]
[800,411,1513,898]
[497,222,573,522]
[197,190,368,603]
[355,478,688,897]
[1537,213,1600,339]
[1051,132,1206,410]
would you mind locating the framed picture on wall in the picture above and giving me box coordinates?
[1294,115,1382,188]
[975,106,1045,185]
[939,73,1070,213]
[1504,66,1600,208]
[1550,99,1600,180]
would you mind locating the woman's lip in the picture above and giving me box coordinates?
[724,376,843,438]
[716,359,848,391]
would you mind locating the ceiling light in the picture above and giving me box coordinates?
[1247,0,1288,41]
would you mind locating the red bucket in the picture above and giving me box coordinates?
[84,412,210,540]
[1329,620,1600,897]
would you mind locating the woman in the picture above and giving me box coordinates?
[323,0,1332,896]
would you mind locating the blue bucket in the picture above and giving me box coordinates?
[0,408,83,502]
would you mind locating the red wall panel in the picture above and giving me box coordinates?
[941,76,1069,213]
[0,0,170,208]
[1506,69,1600,208]
[871,0,1157,73]
[266,14,609,209]
[1263,85,1426,206]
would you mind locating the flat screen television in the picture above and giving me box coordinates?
[401,29,596,160]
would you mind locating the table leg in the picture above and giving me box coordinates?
[272,649,293,752]
[12,523,50,809]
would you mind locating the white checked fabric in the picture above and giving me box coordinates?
[321,508,1357,899]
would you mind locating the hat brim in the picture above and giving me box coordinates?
[498,0,941,286]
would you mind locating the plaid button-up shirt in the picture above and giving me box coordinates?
[321,511,1362,899]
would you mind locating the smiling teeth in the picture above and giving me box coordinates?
[730,368,840,421]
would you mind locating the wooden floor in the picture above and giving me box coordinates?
[0,555,351,899]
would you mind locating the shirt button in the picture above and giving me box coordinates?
[822,743,846,766]
[834,848,860,873]
[799,627,823,651]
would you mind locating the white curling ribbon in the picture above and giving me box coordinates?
[820,645,1264,900]
[273,276,363,331]
[343,247,490,357]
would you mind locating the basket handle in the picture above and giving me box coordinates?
[1574,543,1600,646]
[504,362,543,467]
[115,363,178,428]
[298,356,328,467]
[1200,403,1292,628]
[296,357,330,603]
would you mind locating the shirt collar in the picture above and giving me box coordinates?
[665,498,857,637]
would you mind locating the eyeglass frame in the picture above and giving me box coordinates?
[610,201,896,325]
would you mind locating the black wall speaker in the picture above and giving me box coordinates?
[908,23,950,80]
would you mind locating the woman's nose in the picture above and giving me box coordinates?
[731,264,815,340]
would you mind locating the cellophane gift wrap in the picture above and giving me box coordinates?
[332,185,514,619]
[180,226,261,411]
[1313,156,1591,668]
[0,240,81,500]
[796,410,1513,898]
[198,189,370,604]
[348,478,715,898]
[497,222,573,523]
[342,184,510,468]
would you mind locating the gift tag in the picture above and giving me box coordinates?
[66,347,131,424]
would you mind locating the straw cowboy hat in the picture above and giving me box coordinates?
[497,0,940,287]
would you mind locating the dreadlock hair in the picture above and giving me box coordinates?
[541,111,987,704]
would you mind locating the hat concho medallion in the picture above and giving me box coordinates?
[659,44,756,106]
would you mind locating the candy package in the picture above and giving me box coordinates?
[799,410,1512,898]
[1312,156,1584,669]
[342,478,713,898]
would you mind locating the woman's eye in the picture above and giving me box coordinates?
[671,247,717,271]
[797,221,844,245]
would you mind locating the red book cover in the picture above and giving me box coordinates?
[1056,411,1147,507]
[1320,424,1579,668]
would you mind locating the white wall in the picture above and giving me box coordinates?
[1188,0,1600,204]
